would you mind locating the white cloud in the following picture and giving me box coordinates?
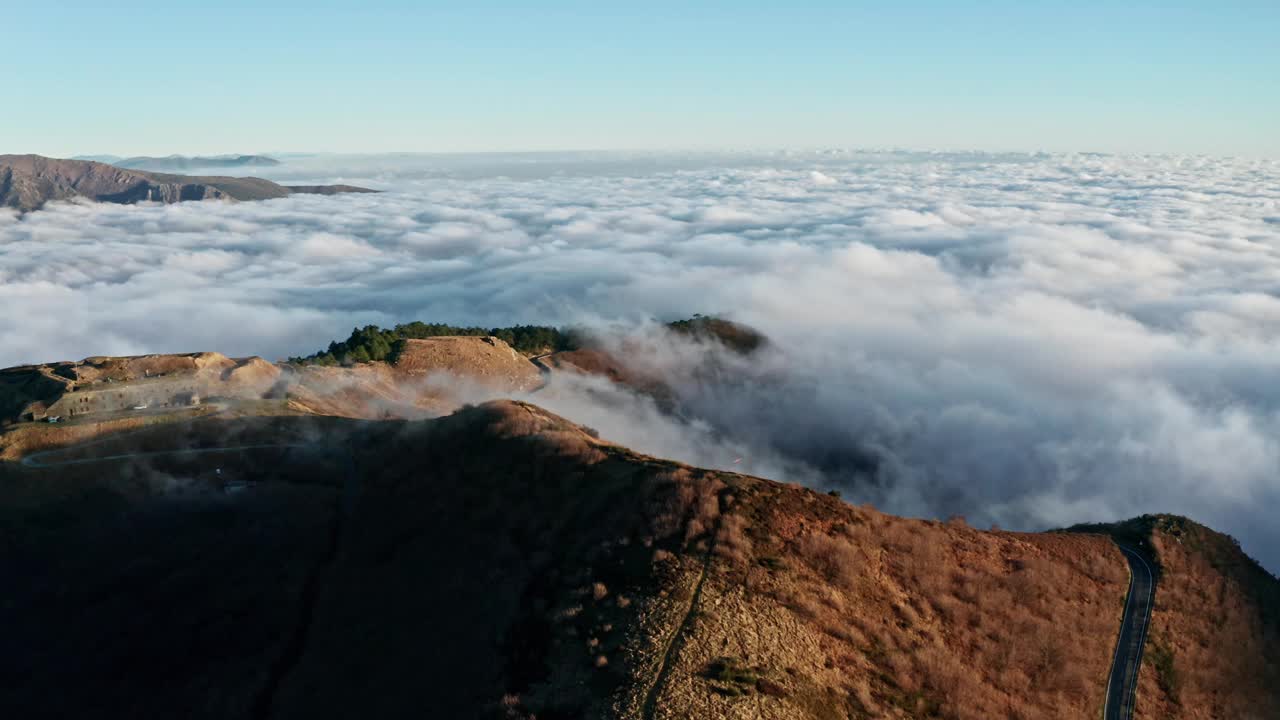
[2,150,1280,571]
[292,232,381,260]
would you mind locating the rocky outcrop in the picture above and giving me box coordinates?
[1,155,224,211]
[0,155,374,212]
[0,353,281,423]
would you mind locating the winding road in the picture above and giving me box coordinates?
[1103,543,1156,720]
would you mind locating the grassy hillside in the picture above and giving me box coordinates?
[0,401,1187,719]
[1072,515,1280,719]
[1142,517,1280,718]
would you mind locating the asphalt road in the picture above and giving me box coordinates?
[1103,544,1156,720]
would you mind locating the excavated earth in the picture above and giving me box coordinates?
[0,336,544,458]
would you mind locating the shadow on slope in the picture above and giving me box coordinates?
[2,404,1273,719]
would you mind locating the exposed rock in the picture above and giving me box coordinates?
[0,336,541,427]
[0,154,227,211]
[0,353,280,424]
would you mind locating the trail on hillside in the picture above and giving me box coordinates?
[252,447,359,719]
[640,500,726,720]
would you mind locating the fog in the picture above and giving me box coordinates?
[2,150,1278,571]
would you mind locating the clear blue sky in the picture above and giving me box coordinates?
[6,1,1278,157]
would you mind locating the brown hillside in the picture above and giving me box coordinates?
[543,348,662,390]
[1,400,1201,720]
[285,336,544,419]
[539,320,763,410]
[1,337,540,437]
[1131,517,1278,719]
[666,316,768,354]
[0,352,280,429]
[392,336,543,390]
[284,363,440,418]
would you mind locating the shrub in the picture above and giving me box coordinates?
[666,315,767,354]
[757,555,785,571]
[704,656,764,696]
[797,531,861,591]
[713,513,753,567]
[289,322,577,364]
[1150,639,1180,705]
[289,315,761,365]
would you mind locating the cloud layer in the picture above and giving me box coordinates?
[3,150,1279,570]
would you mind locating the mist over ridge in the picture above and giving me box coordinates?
[3,150,1278,571]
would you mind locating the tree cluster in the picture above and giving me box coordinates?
[289,315,764,367]
[665,314,767,354]
[290,322,577,366]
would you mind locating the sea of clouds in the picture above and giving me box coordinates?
[2,150,1279,570]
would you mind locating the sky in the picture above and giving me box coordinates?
[3,150,1280,571]
[4,1,1278,157]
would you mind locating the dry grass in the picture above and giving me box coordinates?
[392,337,542,392]
[646,467,725,548]
[8,399,1271,720]
[795,531,863,592]
[1133,518,1280,719]
[713,513,753,568]
[674,481,1132,720]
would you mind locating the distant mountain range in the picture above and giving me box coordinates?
[72,154,282,171]
[0,155,374,212]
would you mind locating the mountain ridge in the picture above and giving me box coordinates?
[0,340,1275,718]
[112,154,282,171]
[1,397,1275,718]
[0,154,374,212]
